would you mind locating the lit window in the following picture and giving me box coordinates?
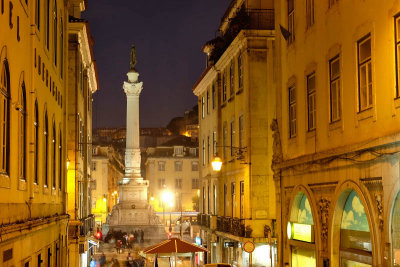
[289,86,297,138]
[307,73,316,131]
[357,34,372,111]
[330,56,341,122]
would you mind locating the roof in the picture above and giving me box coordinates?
[160,136,197,147]
[143,238,207,254]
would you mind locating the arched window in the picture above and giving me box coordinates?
[287,192,316,267]
[34,101,39,184]
[339,190,371,266]
[44,112,48,186]
[52,121,56,189]
[53,0,57,66]
[0,60,10,175]
[35,0,40,30]
[58,129,62,190]
[18,82,26,180]
[392,192,400,266]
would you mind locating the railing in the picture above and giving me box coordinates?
[215,216,245,237]
[79,215,95,237]
[231,217,245,237]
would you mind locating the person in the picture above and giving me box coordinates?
[112,258,121,267]
[140,230,144,243]
[99,253,106,267]
[90,257,97,267]
[126,252,134,267]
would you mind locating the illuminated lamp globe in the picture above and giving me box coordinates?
[212,157,223,171]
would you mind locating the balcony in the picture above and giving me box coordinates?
[216,216,245,237]
[79,215,95,237]
[206,7,274,65]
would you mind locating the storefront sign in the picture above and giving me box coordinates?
[195,237,202,246]
[224,241,235,248]
[287,222,314,243]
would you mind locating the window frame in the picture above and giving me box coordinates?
[222,70,227,102]
[229,61,234,97]
[238,52,243,89]
[0,60,10,176]
[306,0,314,29]
[288,0,295,44]
[395,15,400,98]
[34,101,39,184]
[44,112,49,187]
[18,82,27,181]
[289,85,297,138]
[329,55,341,122]
[357,34,373,112]
[307,72,316,131]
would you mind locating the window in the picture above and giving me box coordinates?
[47,247,52,266]
[223,184,227,216]
[191,161,198,171]
[175,178,182,189]
[58,130,62,190]
[395,15,400,97]
[230,61,234,97]
[45,0,50,49]
[35,0,40,29]
[231,182,235,217]
[212,131,217,156]
[44,112,49,187]
[207,136,210,163]
[202,139,205,166]
[213,184,217,215]
[158,161,165,171]
[53,0,57,65]
[189,148,197,156]
[34,101,39,184]
[306,0,314,28]
[238,53,243,89]
[288,0,295,44]
[357,34,372,111]
[307,73,316,131]
[330,56,341,122]
[60,17,63,78]
[239,115,244,148]
[328,0,338,8]
[230,121,235,156]
[158,178,165,189]
[201,96,205,119]
[222,70,227,102]
[52,123,56,189]
[19,83,27,180]
[92,162,97,171]
[0,60,10,175]
[240,181,244,219]
[289,86,297,137]
[192,178,199,189]
[223,123,227,159]
[174,161,182,171]
[206,90,210,114]
[212,82,216,109]
[174,146,183,156]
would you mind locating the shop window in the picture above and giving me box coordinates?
[288,192,316,267]
[339,190,372,266]
[392,192,400,266]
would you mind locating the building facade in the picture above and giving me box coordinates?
[145,137,199,217]
[91,145,124,225]
[66,1,98,266]
[273,0,400,267]
[193,1,277,266]
[0,0,71,265]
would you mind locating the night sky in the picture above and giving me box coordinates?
[83,1,229,128]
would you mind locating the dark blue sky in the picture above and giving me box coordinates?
[83,0,229,128]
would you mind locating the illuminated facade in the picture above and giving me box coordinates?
[0,0,70,265]
[66,0,98,266]
[91,145,124,224]
[273,0,400,266]
[193,0,276,266]
[145,137,199,215]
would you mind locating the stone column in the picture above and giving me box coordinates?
[123,70,143,181]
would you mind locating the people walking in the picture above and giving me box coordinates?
[99,253,106,267]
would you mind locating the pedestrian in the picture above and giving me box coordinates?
[90,257,97,267]
[99,253,106,267]
[140,230,144,243]
[126,252,134,267]
[112,258,120,267]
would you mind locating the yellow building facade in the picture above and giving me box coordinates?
[193,1,276,266]
[273,0,400,266]
[66,1,98,266]
[145,140,199,215]
[0,0,74,265]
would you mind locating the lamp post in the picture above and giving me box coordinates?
[161,191,173,227]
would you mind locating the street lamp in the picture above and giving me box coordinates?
[161,191,173,226]
[211,146,248,171]
[211,156,222,171]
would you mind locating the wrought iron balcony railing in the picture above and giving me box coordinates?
[79,214,95,237]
